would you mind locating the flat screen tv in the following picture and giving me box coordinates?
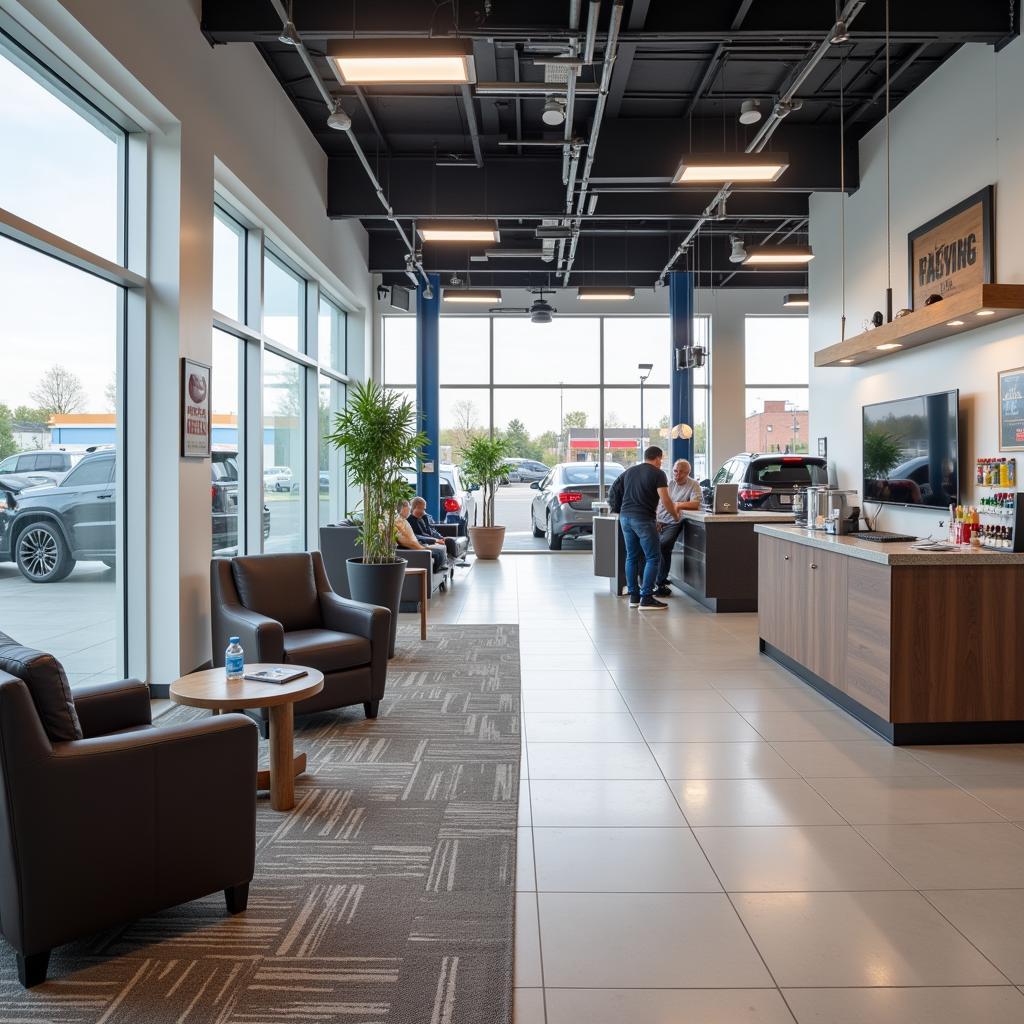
[862,389,959,508]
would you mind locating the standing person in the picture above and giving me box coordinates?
[654,459,703,597]
[608,446,678,610]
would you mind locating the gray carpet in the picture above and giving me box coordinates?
[0,624,520,1023]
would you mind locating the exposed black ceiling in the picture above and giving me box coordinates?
[201,0,1019,290]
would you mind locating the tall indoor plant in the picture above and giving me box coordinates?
[326,380,426,654]
[460,435,512,559]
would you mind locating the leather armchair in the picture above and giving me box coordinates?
[319,524,452,611]
[0,667,256,988]
[211,551,390,736]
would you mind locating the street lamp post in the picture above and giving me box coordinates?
[638,362,653,460]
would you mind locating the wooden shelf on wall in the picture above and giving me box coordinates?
[814,284,1024,368]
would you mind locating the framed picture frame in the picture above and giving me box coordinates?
[998,366,1024,452]
[907,185,994,312]
[181,357,211,458]
[817,437,827,459]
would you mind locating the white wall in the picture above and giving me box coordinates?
[809,39,1024,536]
[374,283,795,476]
[7,0,373,682]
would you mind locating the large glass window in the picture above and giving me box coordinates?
[493,318,599,385]
[318,295,347,373]
[211,329,243,555]
[440,317,489,385]
[745,316,809,454]
[319,374,346,525]
[262,351,304,551]
[263,251,304,351]
[0,50,121,262]
[383,316,416,390]
[441,387,491,461]
[213,207,246,321]
[0,235,123,682]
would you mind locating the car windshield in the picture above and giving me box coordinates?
[755,461,828,486]
[562,464,623,485]
[212,454,239,481]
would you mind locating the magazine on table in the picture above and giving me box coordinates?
[243,667,307,684]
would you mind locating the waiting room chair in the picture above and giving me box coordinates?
[210,551,390,736]
[0,632,257,988]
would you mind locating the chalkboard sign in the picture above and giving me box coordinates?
[999,366,1024,452]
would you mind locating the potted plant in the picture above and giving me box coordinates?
[459,434,512,559]
[325,380,426,656]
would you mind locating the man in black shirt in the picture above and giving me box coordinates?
[409,496,465,564]
[608,446,679,610]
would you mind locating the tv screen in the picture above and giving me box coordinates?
[862,390,959,508]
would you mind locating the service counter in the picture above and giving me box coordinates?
[755,524,1024,744]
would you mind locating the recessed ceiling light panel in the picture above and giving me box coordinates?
[327,38,476,85]
[743,245,814,266]
[673,152,789,184]
[442,289,501,304]
[418,220,499,243]
[577,287,635,301]
[783,292,810,307]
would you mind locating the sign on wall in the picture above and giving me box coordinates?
[907,185,994,311]
[999,367,1024,452]
[181,357,211,458]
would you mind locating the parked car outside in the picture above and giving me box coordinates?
[0,448,88,487]
[504,458,550,483]
[530,462,625,550]
[704,453,829,511]
[263,465,293,492]
[400,463,477,536]
[1,448,270,581]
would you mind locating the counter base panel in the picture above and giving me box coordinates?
[760,640,1024,746]
[673,580,756,613]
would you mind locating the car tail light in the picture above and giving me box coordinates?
[782,456,804,463]
[558,491,583,504]
[211,486,217,502]
[443,497,461,513]
[738,485,772,501]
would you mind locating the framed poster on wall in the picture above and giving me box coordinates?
[181,357,211,458]
[998,366,1024,452]
[907,185,994,311]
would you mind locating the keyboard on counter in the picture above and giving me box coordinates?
[856,532,918,543]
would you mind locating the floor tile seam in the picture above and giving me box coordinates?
[930,775,1023,823]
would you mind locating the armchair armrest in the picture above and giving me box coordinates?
[215,603,284,664]
[320,590,390,645]
[73,679,151,738]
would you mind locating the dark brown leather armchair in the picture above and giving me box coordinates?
[0,635,256,988]
[210,551,390,736]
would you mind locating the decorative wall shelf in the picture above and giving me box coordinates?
[814,284,1024,368]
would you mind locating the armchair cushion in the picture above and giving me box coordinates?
[0,632,81,742]
[230,554,321,632]
[282,629,371,675]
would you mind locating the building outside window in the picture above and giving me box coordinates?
[0,40,140,682]
[745,316,810,454]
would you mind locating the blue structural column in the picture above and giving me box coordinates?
[416,274,441,519]
[669,270,695,464]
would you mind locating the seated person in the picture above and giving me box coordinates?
[655,458,702,597]
[395,499,448,572]
[409,496,465,564]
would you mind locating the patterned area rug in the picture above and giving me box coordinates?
[0,625,520,1023]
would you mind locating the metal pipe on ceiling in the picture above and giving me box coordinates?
[266,0,430,293]
[656,0,865,286]
[460,83,484,167]
[561,0,625,285]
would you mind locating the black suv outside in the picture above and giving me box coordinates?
[704,453,829,511]
[1,449,270,582]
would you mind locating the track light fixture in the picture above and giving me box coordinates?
[831,19,851,44]
[728,236,748,264]
[542,98,566,126]
[738,99,762,125]
[326,102,352,131]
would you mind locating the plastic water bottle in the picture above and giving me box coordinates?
[225,637,244,681]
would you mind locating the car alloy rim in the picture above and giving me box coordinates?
[19,527,58,578]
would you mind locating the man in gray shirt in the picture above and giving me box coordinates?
[655,459,703,596]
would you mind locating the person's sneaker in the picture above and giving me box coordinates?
[628,593,641,608]
[654,585,673,598]
[638,596,668,611]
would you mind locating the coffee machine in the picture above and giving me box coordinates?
[801,487,859,532]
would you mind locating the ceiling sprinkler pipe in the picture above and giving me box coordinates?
[656,0,864,286]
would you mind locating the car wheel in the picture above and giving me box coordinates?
[15,522,75,583]
[544,513,563,551]
[531,506,544,537]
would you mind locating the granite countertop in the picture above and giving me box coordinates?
[754,523,1024,566]
[683,510,796,525]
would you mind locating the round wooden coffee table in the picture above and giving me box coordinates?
[169,665,324,811]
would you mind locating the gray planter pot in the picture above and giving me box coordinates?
[346,556,408,658]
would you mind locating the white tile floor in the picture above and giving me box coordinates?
[417,553,1024,1023]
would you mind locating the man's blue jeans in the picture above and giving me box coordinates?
[619,514,661,599]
